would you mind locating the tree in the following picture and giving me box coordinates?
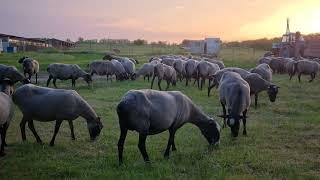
[77,37,84,43]
[133,39,147,46]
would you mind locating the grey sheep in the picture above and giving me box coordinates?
[118,58,135,79]
[132,63,155,82]
[250,63,273,82]
[184,59,199,86]
[258,57,272,65]
[284,59,296,80]
[111,59,128,81]
[13,84,103,146]
[218,71,250,137]
[151,63,177,91]
[0,64,30,84]
[47,63,92,88]
[293,60,320,82]
[173,59,186,81]
[88,60,115,81]
[244,73,279,108]
[205,59,225,69]
[0,79,14,156]
[18,57,40,84]
[196,61,220,90]
[116,89,220,164]
[161,58,175,66]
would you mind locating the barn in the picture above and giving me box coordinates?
[182,38,221,55]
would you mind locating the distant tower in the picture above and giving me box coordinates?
[286,18,290,34]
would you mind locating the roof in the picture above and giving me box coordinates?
[0,33,47,43]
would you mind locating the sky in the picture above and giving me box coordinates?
[0,0,319,43]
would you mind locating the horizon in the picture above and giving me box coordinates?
[1,0,319,43]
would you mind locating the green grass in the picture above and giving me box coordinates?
[0,48,319,179]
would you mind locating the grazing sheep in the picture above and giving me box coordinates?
[88,60,115,81]
[293,60,320,82]
[208,67,250,96]
[206,59,225,69]
[250,63,273,82]
[269,57,293,74]
[18,57,39,84]
[184,59,199,86]
[244,73,279,108]
[285,59,296,80]
[47,63,92,88]
[13,84,103,146]
[196,61,220,90]
[218,72,250,137]
[151,63,177,91]
[118,58,135,79]
[161,58,175,66]
[0,64,30,84]
[132,63,155,81]
[258,57,272,65]
[173,59,186,81]
[111,60,128,81]
[116,89,220,163]
[0,79,14,156]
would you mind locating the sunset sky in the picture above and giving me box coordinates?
[1,0,319,42]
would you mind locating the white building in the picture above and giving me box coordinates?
[182,38,221,55]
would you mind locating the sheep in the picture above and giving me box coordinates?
[293,60,320,82]
[151,63,177,91]
[208,67,250,96]
[47,63,92,88]
[218,71,250,137]
[103,54,139,64]
[206,59,225,69]
[18,57,39,84]
[269,57,293,74]
[116,89,220,164]
[117,58,135,79]
[244,73,279,108]
[258,57,272,65]
[285,59,296,80]
[0,79,14,156]
[13,84,103,146]
[111,59,128,81]
[161,58,175,66]
[132,63,155,82]
[173,59,186,81]
[196,61,220,90]
[249,63,273,82]
[88,60,115,81]
[184,59,199,86]
[0,64,30,84]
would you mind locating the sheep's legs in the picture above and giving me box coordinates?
[150,75,156,89]
[185,78,189,86]
[35,73,38,84]
[68,120,75,140]
[27,120,42,144]
[200,78,205,90]
[138,134,150,162]
[165,80,170,91]
[309,73,315,82]
[242,109,248,136]
[0,126,5,156]
[53,78,57,88]
[71,79,76,88]
[118,127,128,165]
[50,120,63,146]
[157,78,162,91]
[298,73,301,83]
[2,122,9,146]
[20,116,28,141]
[221,102,227,128]
[254,94,258,109]
[164,130,176,158]
[147,75,150,82]
[46,75,53,87]
[208,84,214,97]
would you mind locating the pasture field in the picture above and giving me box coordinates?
[0,47,319,179]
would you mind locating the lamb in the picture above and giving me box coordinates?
[151,63,177,91]
[208,67,250,96]
[116,89,220,164]
[244,73,279,108]
[173,59,186,81]
[111,59,128,81]
[0,64,30,84]
[18,57,39,84]
[184,59,199,86]
[0,79,14,156]
[249,63,273,82]
[218,71,250,137]
[13,84,103,146]
[47,63,92,88]
[293,60,320,82]
[132,63,155,81]
[88,60,115,81]
[196,61,220,90]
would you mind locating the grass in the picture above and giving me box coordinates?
[0,47,319,179]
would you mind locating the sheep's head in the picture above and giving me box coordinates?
[18,56,28,64]
[88,117,103,141]
[84,74,93,85]
[22,60,33,72]
[200,118,220,146]
[267,85,279,102]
